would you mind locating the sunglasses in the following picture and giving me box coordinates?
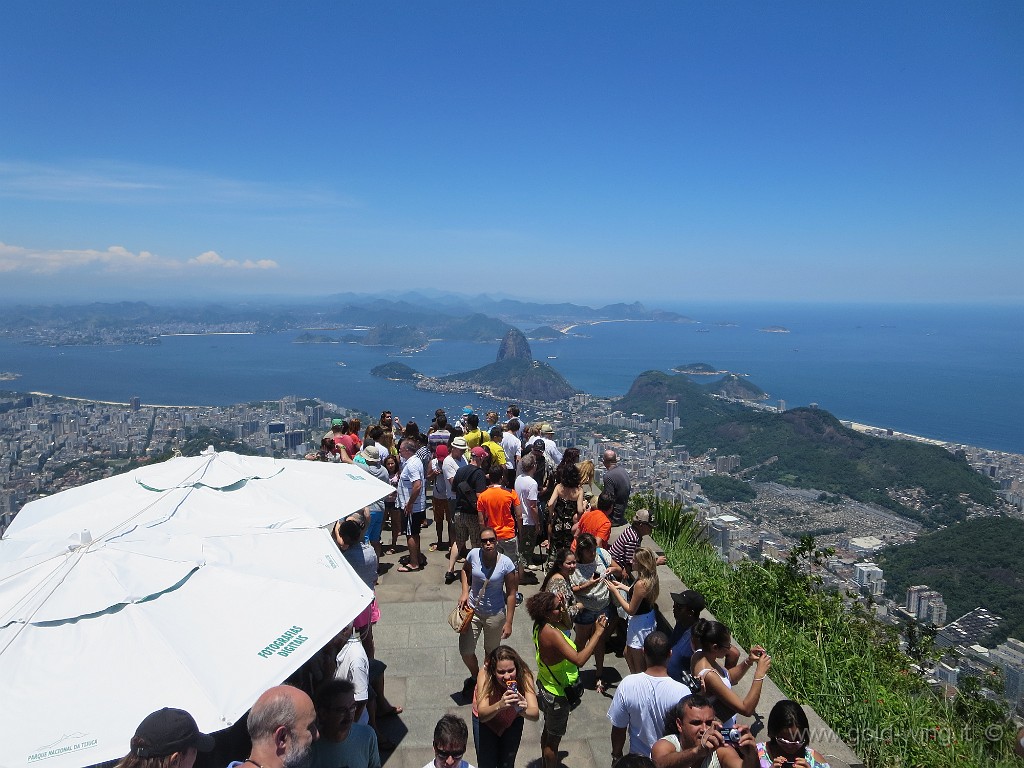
[480,537,497,544]
[435,749,465,760]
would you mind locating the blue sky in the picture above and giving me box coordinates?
[1,1,1021,305]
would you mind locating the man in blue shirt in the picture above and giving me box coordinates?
[666,591,706,685]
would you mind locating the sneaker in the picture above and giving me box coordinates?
[444,571,459,585]
[515,592,524,607]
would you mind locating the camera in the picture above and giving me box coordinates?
[717,726,742,745]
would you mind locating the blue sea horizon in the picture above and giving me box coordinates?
[1,302,1020,454]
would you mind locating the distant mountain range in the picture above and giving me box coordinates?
[0,295,689,346]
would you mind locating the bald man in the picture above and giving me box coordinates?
[230,685,319,768]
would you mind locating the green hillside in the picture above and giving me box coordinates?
[615,369,743,424]
[879,517,1024,644]
[616,371,997,527]
[703,373,768,401]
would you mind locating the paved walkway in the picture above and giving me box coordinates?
[369,524,861,768]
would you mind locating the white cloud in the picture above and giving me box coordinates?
[0,241,277,274]
[0,160,354,209]
[187,250,278,269]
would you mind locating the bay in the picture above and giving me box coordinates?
[0,302,1020,453]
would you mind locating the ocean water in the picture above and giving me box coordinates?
[0,303,1020,453]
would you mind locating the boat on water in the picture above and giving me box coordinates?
[336,362,347,367]
[547,355,557,359]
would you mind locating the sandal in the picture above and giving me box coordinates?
[396,563,422,573]
[383,545,401,555]
[428,543,439,552]
[378,705,404,718]
[596,678,607,696]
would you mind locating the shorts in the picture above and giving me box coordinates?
[626,609,657,649]
[451,513,471,547]
[464,514,483,548]
[518,523,537,560]
[496,536,519,566]
[366,508,384,544]
[575,604,615,626]
[353,597,376,630]
[458,609,506,658]
[403,510,426,537]
[537,686,571,737]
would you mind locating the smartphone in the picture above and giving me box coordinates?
[506,680,518,695]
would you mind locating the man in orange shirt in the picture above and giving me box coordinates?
[477,464,523,579]
[574,491,614,550]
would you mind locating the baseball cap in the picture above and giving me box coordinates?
[471,446,489,460]
[632,508,656,527]
[462,406,474,415]
[132,708,214,758]
[451,436,469,451]
[670,590,706,613]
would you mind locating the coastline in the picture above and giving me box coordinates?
[16,388,1021,460]
[26,391,203,409]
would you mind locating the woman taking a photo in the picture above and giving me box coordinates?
[570,533,621,694]
[526,590,608,768]
[540,548,582,631]
[755,700,830,768]
[690,618,772,729]
[472,645,539,768]
[607,547,660,674]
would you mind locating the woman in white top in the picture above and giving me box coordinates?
[690,618,771,729]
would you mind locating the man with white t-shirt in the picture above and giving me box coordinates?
[500,419,522,487]
[443,436,470,584]
[608,631,691,759]
[397,438,426,573]
[514,452,541,572]
[334,625,372,726]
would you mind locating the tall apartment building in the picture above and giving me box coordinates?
[906,585,930,615]
[989,638,1024,714]
[854,562,886,597]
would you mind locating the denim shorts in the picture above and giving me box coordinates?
[574,604,615,626]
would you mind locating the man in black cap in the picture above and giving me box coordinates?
[666,590,740,686]
[666,591,706,686]
[127,707,215,768]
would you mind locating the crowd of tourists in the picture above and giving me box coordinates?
[110,405,845,768]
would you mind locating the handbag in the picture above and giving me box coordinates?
[446,556,492,634]
[447,603,474,633]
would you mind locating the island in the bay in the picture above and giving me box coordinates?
[372,327,576,402]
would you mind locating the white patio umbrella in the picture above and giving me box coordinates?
[0,450,394,768]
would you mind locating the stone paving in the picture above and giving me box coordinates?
[370,523,862,768]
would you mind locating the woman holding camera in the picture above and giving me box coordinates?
[691,618,772,729]
[527,590,608,768]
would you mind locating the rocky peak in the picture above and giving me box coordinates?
[496,328,532,362]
